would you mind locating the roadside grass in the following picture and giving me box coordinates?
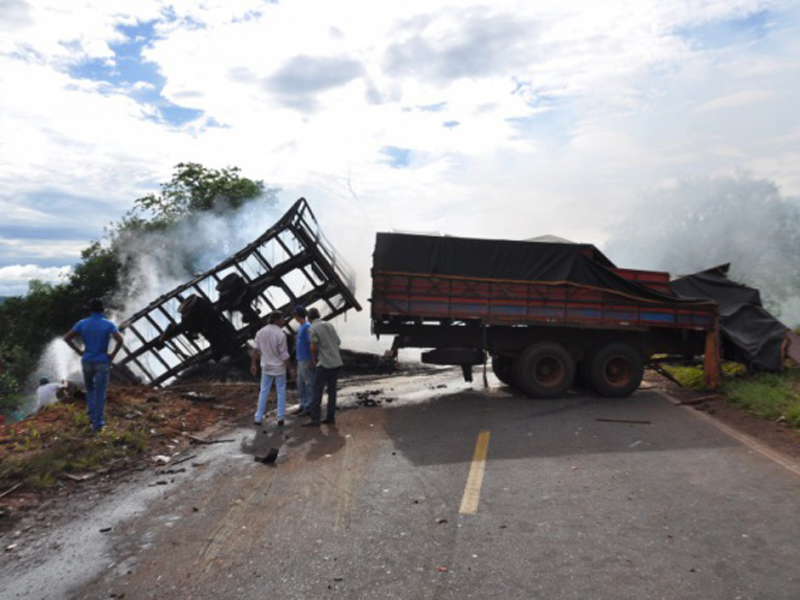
[661,362,800,429]
[0,401,149,490]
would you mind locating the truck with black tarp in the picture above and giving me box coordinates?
[371,232,721,398]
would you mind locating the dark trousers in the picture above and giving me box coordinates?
[309,366,341,422]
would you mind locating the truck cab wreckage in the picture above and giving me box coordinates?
[111,198,361,386]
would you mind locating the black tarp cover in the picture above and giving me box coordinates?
[670,264,787,371]
[374,233,707,305]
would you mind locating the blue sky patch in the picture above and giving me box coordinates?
[443,120,460,128]
[676,10,774,49]
[67,20,205,126]
[380,146,411,168]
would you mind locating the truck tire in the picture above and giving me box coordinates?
[587,343,643,397]
[513,342,575,398]
[491,355,515,386]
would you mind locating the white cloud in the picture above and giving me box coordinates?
[0,264,71,296]
[0,0,798,315]
[695,89,774,112]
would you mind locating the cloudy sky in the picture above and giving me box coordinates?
[1,0,799,298]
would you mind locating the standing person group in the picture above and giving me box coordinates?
[251,306,344,428]
[64,299,124,433]
[251,310,295,426]
[302,307,343,427]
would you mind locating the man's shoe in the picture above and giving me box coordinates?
[277,419,285,427]
[301,420,321,427]
[322,418,336,425]
[254,420,263,426]
[291,407,305,416]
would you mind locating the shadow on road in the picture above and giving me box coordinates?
[381,386,737,467]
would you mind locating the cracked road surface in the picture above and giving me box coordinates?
[4,370,800,599]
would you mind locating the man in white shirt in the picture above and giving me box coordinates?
[35,376,66,412]
[251,311,294,426]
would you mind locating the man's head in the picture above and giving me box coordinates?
[293,305,307,322]
[307,307,320,322]
[267,310,285,326]
[39,376,49,386]
[88,298,104,313]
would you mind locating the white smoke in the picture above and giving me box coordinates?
[604,171,800,326]
[111,196,284,321]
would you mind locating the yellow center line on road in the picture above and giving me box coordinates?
[459,430,491,515]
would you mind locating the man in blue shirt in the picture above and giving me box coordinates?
[64,299,124,433]
[291,306,315,417]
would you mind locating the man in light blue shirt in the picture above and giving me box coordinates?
[64,299,124,433]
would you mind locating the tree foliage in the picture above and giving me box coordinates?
[120,162,267,232]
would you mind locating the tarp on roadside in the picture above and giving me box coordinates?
[670,264,788,371]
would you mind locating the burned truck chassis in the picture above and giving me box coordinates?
[381,318,709,392]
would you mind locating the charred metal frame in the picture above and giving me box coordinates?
[113,198,361,386]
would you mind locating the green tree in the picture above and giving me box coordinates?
[121,162,268,232]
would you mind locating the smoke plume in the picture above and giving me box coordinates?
[604,171,800,325]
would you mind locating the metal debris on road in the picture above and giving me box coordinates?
[188,435,235,444]
[255,448,279,464]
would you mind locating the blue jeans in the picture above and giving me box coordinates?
[255,372,287,422]
[296,360,315,411]
[82,360,110,432]
[309,366,340,422]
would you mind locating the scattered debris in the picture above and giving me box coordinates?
[99,527,112,533]
[355,390,383,407]
[255,448,279,464]
[5,543,18,552]
[188,435,235,445]
[0,483,22,499]
[153,455,171,465]
[59,473,97,483]
[156,468,186,475]
[170,453,198,467]
[180,391,216,402]
[435,518,448,524]
[595,418,652,425]
[437,566,448,573]
[678,394,723,406]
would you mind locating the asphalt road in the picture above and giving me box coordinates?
[4,370,800,599]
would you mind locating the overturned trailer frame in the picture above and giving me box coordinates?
[112,198,361,386]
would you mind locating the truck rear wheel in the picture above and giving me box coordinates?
[513,342,575,398]
[587,343,643,397]
[491,355,515,386]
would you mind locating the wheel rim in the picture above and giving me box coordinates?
[604,356,632,387]
[534,356,565,387]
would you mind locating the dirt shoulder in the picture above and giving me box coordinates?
[0,381,259,535]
